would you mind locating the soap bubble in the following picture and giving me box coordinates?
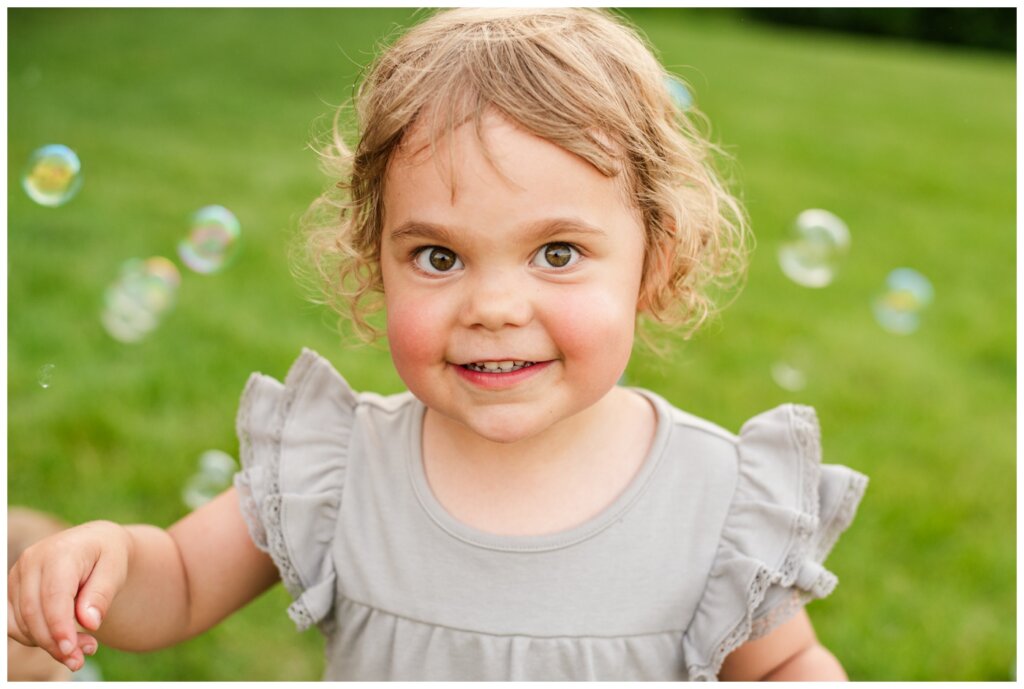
[101,257,181,343]
[873,268,933,335]
[770,361,807,392]
[71,658,103,681]
[22,144,83,207]
[777,209,851,288]
[178,205,241,274]
[770,342,813,392]
[37,363,56,389]
[182,450,238,510]
[665,75,693,109]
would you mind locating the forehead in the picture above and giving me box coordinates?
[387,110,638,223]
[380,115,647,264]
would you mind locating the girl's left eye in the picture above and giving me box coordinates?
[531,242,581,269]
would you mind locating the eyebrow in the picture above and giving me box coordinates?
[388,217,608,245]
[388,221,457,245]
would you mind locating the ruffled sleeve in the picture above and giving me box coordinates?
[233,348,357,632]
[682,404,868,681]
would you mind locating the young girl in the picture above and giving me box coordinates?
[7,8,868,681]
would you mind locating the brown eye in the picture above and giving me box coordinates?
[415,247,462,274]
[533,242,579,269]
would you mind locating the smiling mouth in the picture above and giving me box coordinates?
[461,360,537,373]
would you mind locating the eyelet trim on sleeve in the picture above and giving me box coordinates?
[234,349,358,632]
[681,404,867,681]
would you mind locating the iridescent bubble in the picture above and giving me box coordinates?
[101,287,160,343]
[178,205,241,274]
[22,144,83,207]
[182,450,238,510]
[665,75,694,110]
[872,268,933,335]
[101,257,181,343]
[37,363,56,389]
[777,209,851,288]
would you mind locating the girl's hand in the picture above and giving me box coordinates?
[7,520,131,672]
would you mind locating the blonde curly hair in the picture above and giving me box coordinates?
[301,8,749,350]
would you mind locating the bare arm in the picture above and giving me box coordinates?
[718,608,848,681]
[97,487,280,649]
[9,487,279,669]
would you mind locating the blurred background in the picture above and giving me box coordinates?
[7,8,1015,681]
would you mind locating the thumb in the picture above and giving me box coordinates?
[74,552,126,632]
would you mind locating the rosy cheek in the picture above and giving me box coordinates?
[546,288,636,373]
[385,290,447,378]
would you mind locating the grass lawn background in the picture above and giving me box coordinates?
[7,8,1015,681]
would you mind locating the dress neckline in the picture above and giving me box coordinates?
[405,387,674,552]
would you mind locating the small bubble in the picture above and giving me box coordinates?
[665,75,694,110]
[182,450,238,510]
[101,257,181,343]
[770,361,807,392]
[178,205,241,274]
[71,657,103,681]
[22,144,83,207]
[198,449,237,482]
[777,209,851,288]
[872,268,933,335]
[771,341,814,392]
[37,363,56,388]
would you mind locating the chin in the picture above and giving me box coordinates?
[468,424,533,445]
[461,413,544,445]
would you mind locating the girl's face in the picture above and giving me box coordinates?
[380,112,646,445]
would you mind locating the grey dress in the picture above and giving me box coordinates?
[234,349,867,681]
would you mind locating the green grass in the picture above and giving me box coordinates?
[8,8,1014,681]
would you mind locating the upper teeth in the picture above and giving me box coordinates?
[466,360,534,373]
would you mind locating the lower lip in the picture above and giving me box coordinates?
[453,361,553,390]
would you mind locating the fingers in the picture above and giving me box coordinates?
[39,553,89,664]
[8,599,31,646]
[9,580,102,673]
[75,547,126,633]
[62,631,100,672]
[8,533,108,670]
[9,558,74,667]
[76,630,99,656]
[11,556,62,659]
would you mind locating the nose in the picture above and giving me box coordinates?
[460,268,533,331]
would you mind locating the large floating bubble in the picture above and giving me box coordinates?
[178,205,241,274]
[873,267,933,335]
[22,144,83,207]
[182,450,238,510]
[101,256,181,343]
[777,209,851,288]
[665,75,694,110]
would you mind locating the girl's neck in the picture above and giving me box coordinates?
[424,385,637,472]
[420,386,658,537]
